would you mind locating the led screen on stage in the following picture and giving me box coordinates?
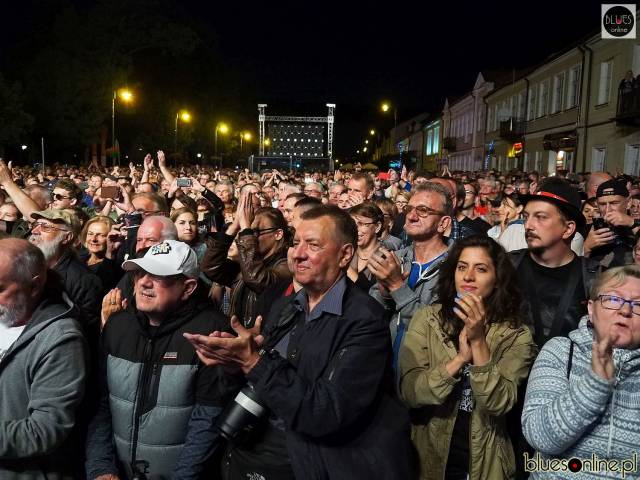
[267,123,325,157]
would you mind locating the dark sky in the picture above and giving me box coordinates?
[1,0,604,158]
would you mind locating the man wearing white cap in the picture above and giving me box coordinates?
[86,240,240,480]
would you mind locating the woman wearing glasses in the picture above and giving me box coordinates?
[347,202,385,291]
[522,265,640,479]
[201,193,291,327]
[399,235,536,480]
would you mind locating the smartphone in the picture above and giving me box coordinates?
[124,212,143,228]
[592,217,608,231]
[378,172,391,181]
[101,186,119,200]
[177,178,192,187]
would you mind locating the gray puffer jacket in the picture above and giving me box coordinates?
[0,292,87,480]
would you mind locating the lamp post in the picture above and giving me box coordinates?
[381,102,397,128]
[111,88,133,159]
[214,122,229,156]
[174,110,191,153]
[239,131,252,150]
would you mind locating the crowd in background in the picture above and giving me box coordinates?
[2,151,640,480]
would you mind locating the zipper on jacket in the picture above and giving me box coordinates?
[131,338,155,469]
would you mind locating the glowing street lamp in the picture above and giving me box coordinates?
[112,88,134,154]
[380,101,397,128]
[174,109,192,152]
[363,147,368,152]
[215,122,230,158]
[365,140,369,144]
[370,129,375,136]
[264,138,271,147]
[240,131,252,150]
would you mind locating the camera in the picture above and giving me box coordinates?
[198,212,218,235]
[124,212,143,229]
[216,384,268,441]
[177,178,192,187]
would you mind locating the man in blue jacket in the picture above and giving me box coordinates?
[185,205,414,480]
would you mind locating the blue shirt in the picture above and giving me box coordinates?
[274,275,347,357]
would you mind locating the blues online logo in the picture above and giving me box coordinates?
[602,4,636,38]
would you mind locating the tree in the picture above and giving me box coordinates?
[21,0,200,153]
[0,73,33,156]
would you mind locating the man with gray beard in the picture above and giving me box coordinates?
[0,238,88,479]
[28,209,102,338]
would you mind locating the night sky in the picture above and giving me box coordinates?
[1,0,604,159]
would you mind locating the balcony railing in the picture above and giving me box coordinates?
[499,118,526,141]
[615,88,640,125]
[442,136,456,152]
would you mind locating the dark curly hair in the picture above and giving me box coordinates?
[437,235,523,342]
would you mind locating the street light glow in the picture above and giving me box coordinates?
[180,111,191,122]
[363,147,368,152]
[370,129,375,135]
[381,103,390,112]
[118,89,133,102]
[264,138,271,146]
[197,153,202,158]
[365,140,369,144]
[356,150,360,154]
[218,122,229,134]
[21,145,27,150]
[243,132,252,141]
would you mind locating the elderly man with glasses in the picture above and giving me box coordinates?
[369,182,455,353]
[28,208,102,335]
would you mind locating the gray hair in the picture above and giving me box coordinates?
[411,183,454,217]
[590,265,640,300]
[143,215,178,241]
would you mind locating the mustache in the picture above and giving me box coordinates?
[525,232,540,240]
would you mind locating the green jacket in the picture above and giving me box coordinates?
[399,304,537,480]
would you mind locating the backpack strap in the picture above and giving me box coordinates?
[566,341,575,380]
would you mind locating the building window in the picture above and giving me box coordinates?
[534,151,541,171]
[523,152,529,171]
[566,65,581,109]
[597,60,613,105]
[528,85,537,121]
[517,91,526,119]
[433,125,440,152]
[511,95,517,118]
[552,73,565,114]
[426,129,433,155]
[624,144,640,176]
[592,146,607,171]
[537,80,549,118]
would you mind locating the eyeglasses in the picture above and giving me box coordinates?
[403,205,444,218]
[32,221,70,233]
[253,227,281,237]
[597,294,640,316]
[53,193,72,201]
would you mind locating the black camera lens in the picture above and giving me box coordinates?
[216,385,267,440]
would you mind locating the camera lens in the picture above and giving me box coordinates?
[216,385,267,440]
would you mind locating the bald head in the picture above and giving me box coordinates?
[587,172,613,199]
[135,215,178,254]
[24,185,53,210]
[428,178,456,203]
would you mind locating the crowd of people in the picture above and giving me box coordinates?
[1,151,640,480]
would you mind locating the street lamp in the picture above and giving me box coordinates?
[111,88,134,154]
[240,131,252,150]
[370,129,375,136]
[365,140,369,144]
[174,109,191,153]
[381,101,397,128]
[215,122,229,157]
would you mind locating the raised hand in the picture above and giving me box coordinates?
[143,153,153,171]
[157,150,167,168]
[592,324,620,381]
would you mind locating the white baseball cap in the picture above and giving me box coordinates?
[122,240,199,279]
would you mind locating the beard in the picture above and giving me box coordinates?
[31,235,65,262]
[0,299,29,328]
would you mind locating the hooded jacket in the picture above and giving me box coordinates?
[522,317,640,479]
[0,290,87,480]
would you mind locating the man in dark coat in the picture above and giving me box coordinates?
[185,205,414,480]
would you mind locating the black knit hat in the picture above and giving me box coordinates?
[519,177,586,228]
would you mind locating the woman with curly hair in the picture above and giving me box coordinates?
[399,235,537,480]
